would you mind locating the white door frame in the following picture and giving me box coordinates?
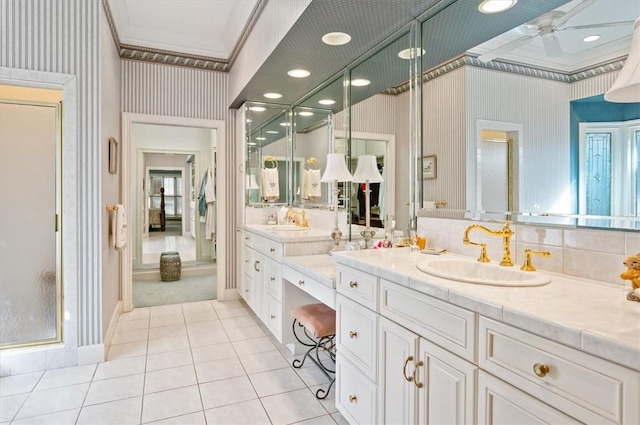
[122,113,226,312]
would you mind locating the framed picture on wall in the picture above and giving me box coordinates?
[423,155,436,180]
[108,137,118,174]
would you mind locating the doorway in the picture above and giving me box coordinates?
[122,113,228,312]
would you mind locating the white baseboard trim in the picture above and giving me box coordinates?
[103,300,122,358]
[77,344,105,365]
[222,288,240,300]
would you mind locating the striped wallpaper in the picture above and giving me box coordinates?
[1,0,101,346]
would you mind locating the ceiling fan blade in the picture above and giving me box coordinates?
[558,21,635,32]
[477,35,535,63]
[553,0,597,29]
[542,33,563,57]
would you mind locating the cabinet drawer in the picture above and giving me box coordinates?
[336,355,377,425]
[479,317,640,424]
[264,238,283,261]
[265,260,282,300]
[282,265,335,309]
[336,295,378,381]
[337,266,378,311]
[379,279,476,363]
[267,295,283,342]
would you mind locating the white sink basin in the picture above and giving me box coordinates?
[267,224,307,231]
[416,259,550,287]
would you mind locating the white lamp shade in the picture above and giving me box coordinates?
[321,153,353,182]
[605,18,640,103]
[246,174,258,189]
[352,155,383,183]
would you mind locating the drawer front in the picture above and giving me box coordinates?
[264,238,283,261]
[265,260,282,301]
[337,266,378,311]
[479,317,640,424]
[282,265,335,309]
[379,279,476,363]
[336,355,377,425]
[336,295,378,381]
[267,295,283,342]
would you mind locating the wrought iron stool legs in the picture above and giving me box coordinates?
[291,319,336,399]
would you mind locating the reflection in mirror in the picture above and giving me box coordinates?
[244,102,290,206]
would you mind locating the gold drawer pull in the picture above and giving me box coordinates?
[413,360,424,389]
[349,331,357,339]
[403,356,414,382]
[348,395,357,403]
[298,280,305,286]
[270,247,275,252]
[349,281,358,288]
[533,363,550,378]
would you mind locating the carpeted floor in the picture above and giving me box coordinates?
[133,274,217,308]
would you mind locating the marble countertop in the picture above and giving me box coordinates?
[282,254,337,289]
[244,224,334,243]
[332,248,640,372]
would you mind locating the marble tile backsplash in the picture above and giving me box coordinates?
[245,206,347,231]
[418,217,639,288]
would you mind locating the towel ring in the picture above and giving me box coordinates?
[264,156,278,169]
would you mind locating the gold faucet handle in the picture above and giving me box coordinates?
[478,243,490,263]
[520,249,551,271]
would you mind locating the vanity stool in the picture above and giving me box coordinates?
[291,303,336,399]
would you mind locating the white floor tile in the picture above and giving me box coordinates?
[227,324,266,342]
[239,350,289,375]
[77,396,142,425]
[141,385,202,424]
[332,411,349,425]
[186,320,224,336]
[94,356,146,381]
[194,357,245,383]
[292,415,338,425]
[146,411,206,425]
[146,349,193,372]
[220,316,258,329]
[0,393,28,422]
[231,337,277,356]
[261,388,327,425]
[203,399,271,425]
[10,408,79,425]
[118,309,150,322]
[111,328,149,345]
[84,374,144,406]
[183,310,218,324]
[115,318,150,333]
[147,335,190,355]
[0,372,43,396]
[149,314,185,329]
[149,305,183,317]
[199,375,257,410]
[215,307,251,319]
[15,383,89,420]
[309,384,338,414]
[34,364,96,391]
[181,301,214,312]
[144,365,197,394]
[248,368,306,397]
[294,361,331,387]
[211,300,245,311]
[107,341,148,361]
[148,324,187,340]
[191,343,236,364]
[187,330,229,348]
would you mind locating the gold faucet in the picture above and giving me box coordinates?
[520,249,551,271]
[285,207,310,228]
[463,222,514,266]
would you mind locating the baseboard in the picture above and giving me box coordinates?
[103,300,122,358]
[78,343,105,365]
[222,288,240,300]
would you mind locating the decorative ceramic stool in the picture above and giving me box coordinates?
[291,303,336,399]
[160,251,181,281]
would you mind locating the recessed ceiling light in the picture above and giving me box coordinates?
[255,137,266,141]
[322,32,351,46]
[249,106,266,112]
[280,122,290,127]
[318,99,336,105]
[478,0,517,14]
[298,111,314,116]
[263,92,282,99]
[583,34,600,43]
[287,69,311,78]
[247,142,257,146]
[246,119,252,123]
[398,48,426,59]
[266,130,279,134]
[351,79,371,87]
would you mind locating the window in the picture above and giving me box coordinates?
[149,171,182,216]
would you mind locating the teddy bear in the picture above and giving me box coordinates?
[620,253,640,302]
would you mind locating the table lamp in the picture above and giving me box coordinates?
[352,155,384,248]
[321,153,353,251]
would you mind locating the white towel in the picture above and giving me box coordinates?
[205,168,216,240]
[304,169,322,200]
[423,201,437,209]
[112,204,127,250]
[261,168,280,202]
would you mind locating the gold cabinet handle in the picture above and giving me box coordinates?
[298,280,305,286]
[348,395,357,403]
[254,261,260,272]
[533,363,550,377]
[349,281,358,288]
[270,247,275,252]
[403,356,414,382]
[349,331,357,339]
[413,360,424,389]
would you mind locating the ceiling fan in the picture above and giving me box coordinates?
[477,0,635,63]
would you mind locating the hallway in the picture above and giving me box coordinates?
[0,300,346,425]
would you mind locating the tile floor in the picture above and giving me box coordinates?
[0,300,348,425]
[142,228,196,264]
